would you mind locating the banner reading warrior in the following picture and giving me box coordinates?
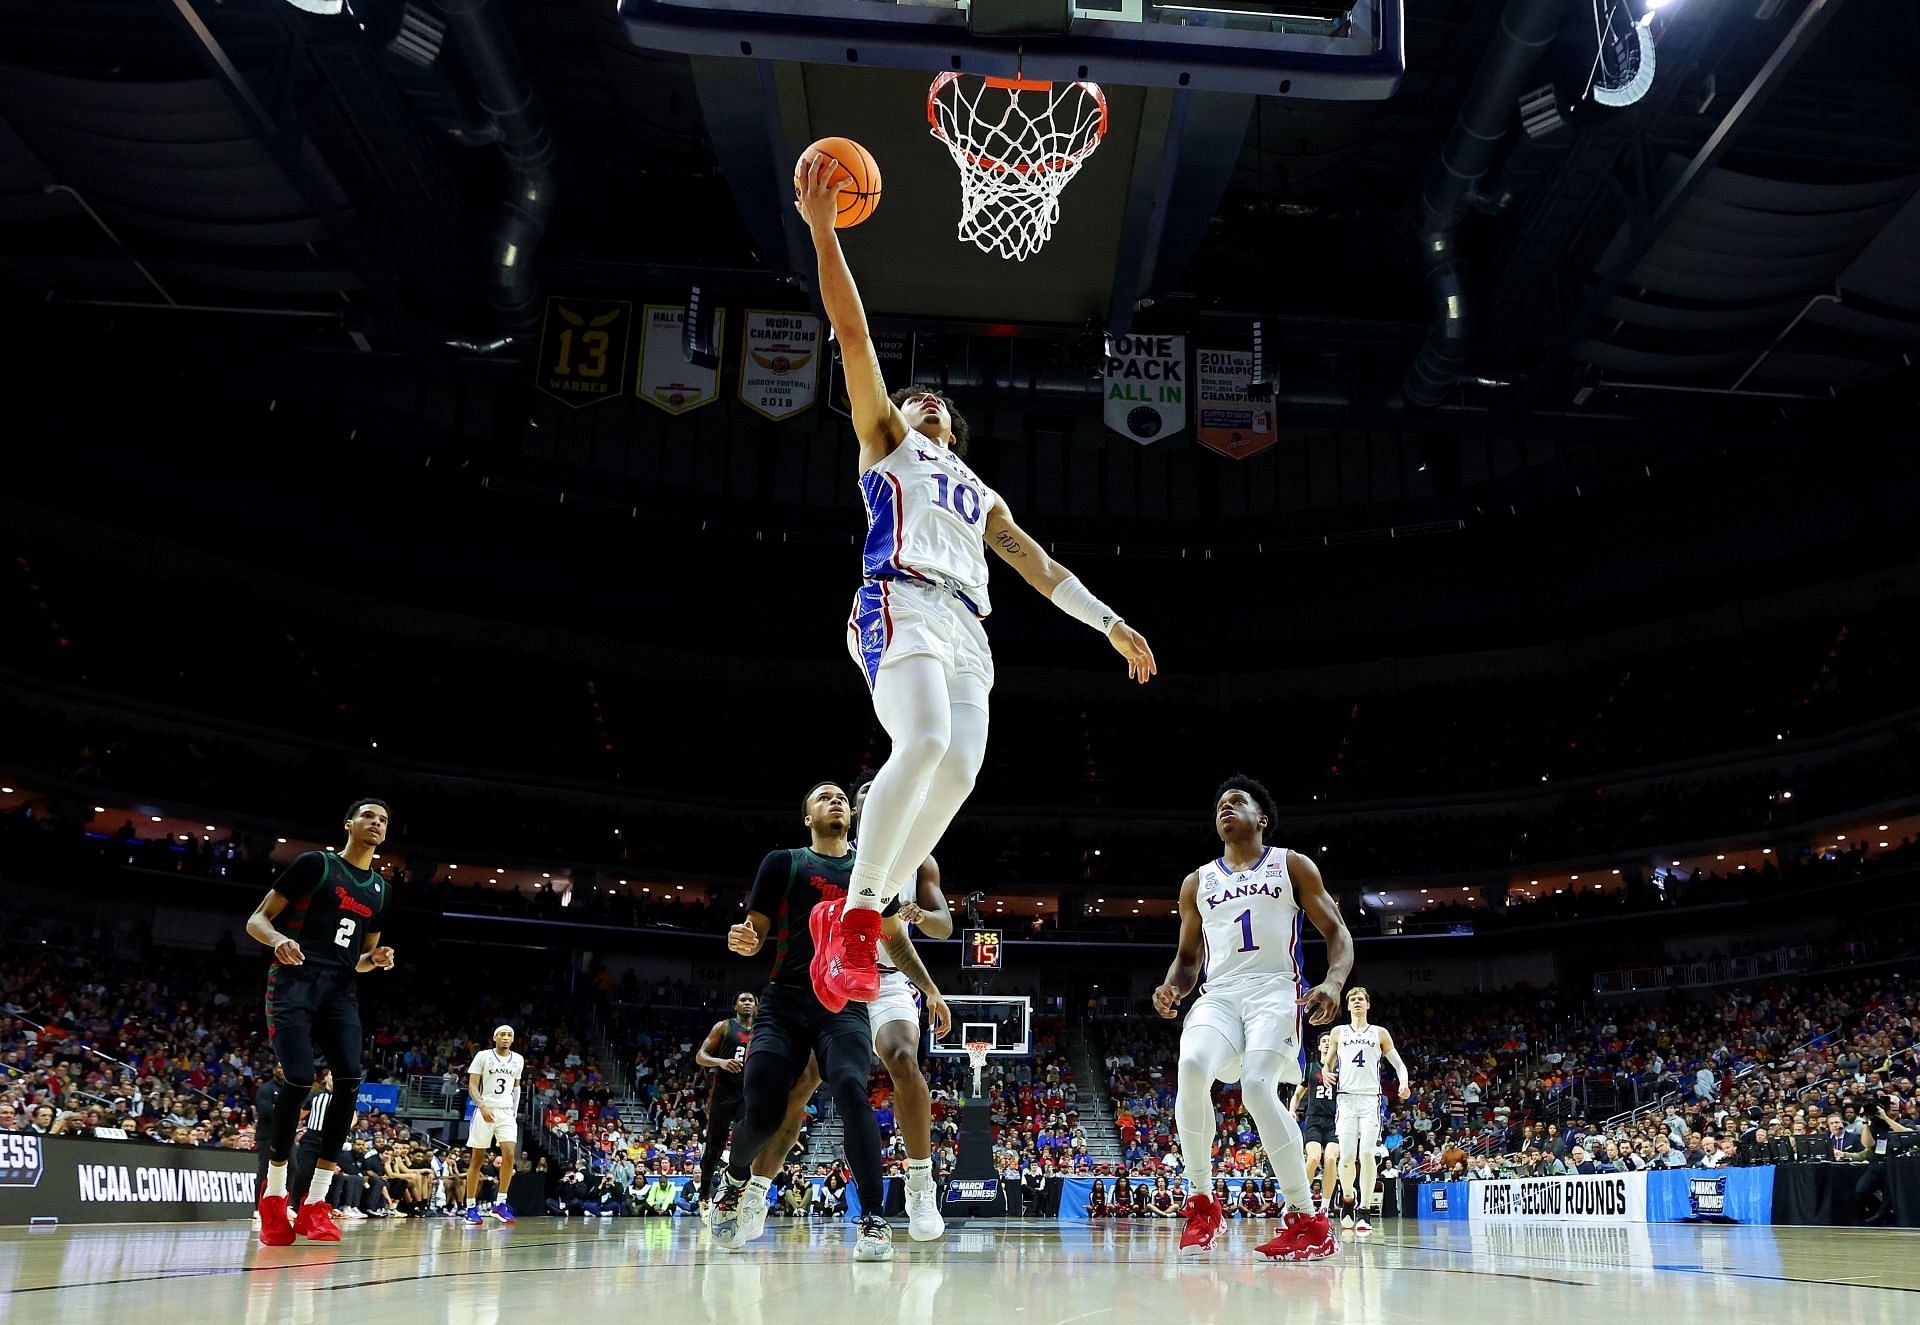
[739,310,821,421]
[1194,347,1276,460]
[533,296,632,409]
[1104,334,1185,444]
[637,303,724,415]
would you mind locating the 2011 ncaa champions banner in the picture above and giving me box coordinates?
[738,310,821,420]
[1194,347,1276,460]
[1104,334,1185,444]
[637,303,723,415]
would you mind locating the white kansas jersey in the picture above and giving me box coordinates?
[1196,846,1300,989]
[1336,1025,1385,1096]
[859,428,998,617]
[469,1049,525,1112]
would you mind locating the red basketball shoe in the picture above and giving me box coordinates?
[1255,1210,1337,1262]
[257,1193,296,1247]
[293,1200,343,1242]
[818,905,882,1005]
[1177,1193,1223,1257]
[807,898,849,1013]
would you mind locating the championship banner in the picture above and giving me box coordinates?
[533,296,632,409]
[1194,347,1276,459]
[1,1135,260,1226]
[1467,1171,1649,1224]
[637,303,723,415]
[739,310,821,421]
[1104,334,1186,443]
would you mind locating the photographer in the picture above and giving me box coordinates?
[1855,1101,1912,1226]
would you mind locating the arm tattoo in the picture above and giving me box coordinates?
[883,930,940,999]
[994,529,1025,558]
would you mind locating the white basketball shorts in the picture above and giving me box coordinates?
[468,1112,519,1150]
[848,577,994,698]
[1183,977,1304,1086]
[1336,1092,1382,1157]
[869,970,922,1043]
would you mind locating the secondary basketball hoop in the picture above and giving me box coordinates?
[927,71,1108,262]
[965,1040,992,1096]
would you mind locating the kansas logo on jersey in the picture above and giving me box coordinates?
[1203,877,1290,910]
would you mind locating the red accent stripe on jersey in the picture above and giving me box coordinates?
[883,470,933,582]
[880,581,893,642]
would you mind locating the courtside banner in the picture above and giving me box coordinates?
[0,1136,259,1225]
[1467,1171,1648,1224]
[1104,334,1186,443]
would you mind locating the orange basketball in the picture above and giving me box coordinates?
[795,136,882,228]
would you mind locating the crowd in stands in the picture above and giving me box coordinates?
[1079,959,1918,1206]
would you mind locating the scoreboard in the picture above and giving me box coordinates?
[961,928,1003,970]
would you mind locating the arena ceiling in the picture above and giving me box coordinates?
[0,0,1915,429]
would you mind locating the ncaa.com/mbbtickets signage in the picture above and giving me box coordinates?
[1,1135,260,1225]
[1469,1171,1649,1224]
[1104,334,1185,444]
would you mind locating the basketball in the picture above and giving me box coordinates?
[795,136,882,228]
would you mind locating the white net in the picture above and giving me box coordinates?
[965,1041,991,1096]
[927,73,1108,262]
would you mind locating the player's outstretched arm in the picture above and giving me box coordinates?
[984,499,1157,685]
[795,153,907,468]
[879,918,951,1038]
[1290,850,1353,1025]
[898,855,954,939]
[1150,873,1204,1018]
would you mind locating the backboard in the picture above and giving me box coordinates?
[929,994,1031,1058]
[620,1,1405,99]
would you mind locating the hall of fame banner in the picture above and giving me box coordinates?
[739,310,820,420]
[1104,334,1185,444]
[1194,347,1276,460]
[534,297,633,409]
[1468,1171,1649,1224]
[637,303,724,415]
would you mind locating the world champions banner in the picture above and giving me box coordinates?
[1468,1171,1649,1224]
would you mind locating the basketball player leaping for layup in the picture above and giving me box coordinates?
[794,154,1158,1012]
[706,780,951,1261]
[247,798,397,1247]
[1332,987,1410,1237]
[1152,776,1353,1262]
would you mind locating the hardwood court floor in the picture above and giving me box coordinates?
[3,1215,1918,1324]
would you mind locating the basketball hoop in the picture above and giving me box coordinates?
[965,1040,992,1097]
[927,72,1108,262]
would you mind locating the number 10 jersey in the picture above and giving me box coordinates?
[1196,846,1301,990]
[858,428,999,618]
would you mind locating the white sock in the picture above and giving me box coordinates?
[846,859,893,912]
[306,1167,334,1206]
[906,1157,933,1192]
[265,1163,288,1198]
[745,1175,772,1199]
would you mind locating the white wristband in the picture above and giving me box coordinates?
[1050,575,1122,635]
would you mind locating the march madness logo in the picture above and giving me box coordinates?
[1432,1188,1449,1212]
[0,1133,44,1188]
[1688,1176,1727,1217]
